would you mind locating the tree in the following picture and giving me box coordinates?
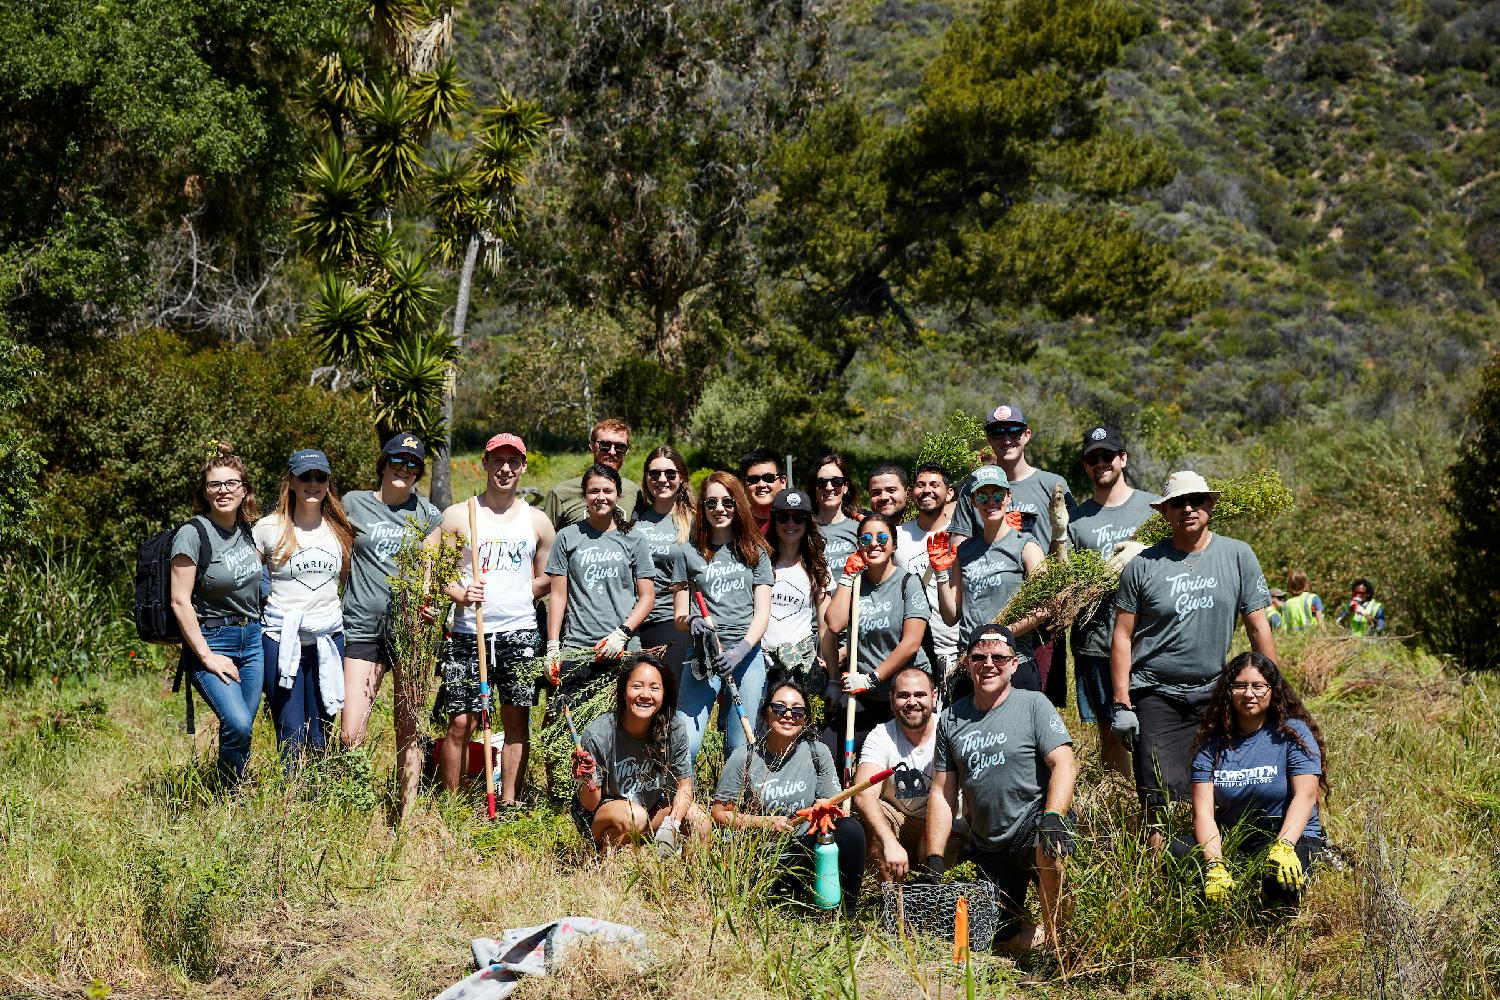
[1435,351,1500,670]
[0,327,42,542]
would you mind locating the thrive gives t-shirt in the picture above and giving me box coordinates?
[252,515,343,626]
[954,530,1032,648]
[341,490,441,645]
[950,468,1075,550]
[579,713,693,813]
[819,518,861,592]
[1114,535,1271,697]
[934,689,1071,853]
[632,508,684,627]
[764,561,817,649]
[171,517,262,620]
[545,524,654,648]
[852,568,932,689]
[671,543,774,649]
[1066,490,1160,657]
[1192,719,1323,840]
[859,719,938,819]
[715,739,840,836]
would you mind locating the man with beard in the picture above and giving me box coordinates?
[895,463,962,680]
[866,463,911,521]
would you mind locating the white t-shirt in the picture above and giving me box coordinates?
[895,519,959,662]
[859,717,939,818]
[252,515,343,626]
[764,561,816,649]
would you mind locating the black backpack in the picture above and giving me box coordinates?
[134,518,210,645]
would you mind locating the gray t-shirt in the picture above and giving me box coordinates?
[955,530,1031,647]
[341,490,441,645]
[543,476,642,531]
[1114,535,1271,697]
[715,739,840,835]
[818,517,861,591]
[579,713,693,813]
[171,517,262,620]
[852,568,931,690]
[545,524,654,647]
[1066,490,1161,657]
[934,689,1071,853]
[951,468,1075,550]
[632,508,683,626]
[671,543,774,649]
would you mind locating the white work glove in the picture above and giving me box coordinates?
[1106,539,1146,573]
[842,667,876,694]
[655,816,682,857]
[546,639,564,686]
[594,627,629,660]
[1049,483,1070,541]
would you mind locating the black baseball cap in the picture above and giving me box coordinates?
[381,432,427,462]
[1081,424,1125,458]
[966,625,1019,655]
[771,488,813,513]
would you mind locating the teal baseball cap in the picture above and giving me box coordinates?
[970,465,1011,492]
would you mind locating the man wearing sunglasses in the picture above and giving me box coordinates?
[739,448,786,534]
[543,418,641,530]
[1110,471,1278,845]
[925,627,1078,954]
[1065,426,1159,775]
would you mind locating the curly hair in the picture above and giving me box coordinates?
[772,505,831,593]
[1192,651,1330,800]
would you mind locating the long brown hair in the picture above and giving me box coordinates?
[1193,651,1330,800]
[806,453,862,519]
[693,471,772,567]
[269,470,356,580]
[192,441,260,525]
[774,506,830,593]
[642,445,693,543]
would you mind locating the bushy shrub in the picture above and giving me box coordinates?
[0,547,141,688]
[685,372,837,470]
[1305,43,1374,81]
[0,330,43,542]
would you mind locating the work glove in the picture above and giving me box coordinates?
[1106,540,1146,573]
[1110,703,1139,752]
[842,666,876,695]
[839,552,867,585]
[916,854,946,884]
[1266,838,1307,893]
[546,639,563,686]
[654,815,682,857]
[1204,861,1234,903]
[594,627,629,660]
[713,638,753,676]
[1038,811,1076,859]
[687,602,713,637]
[1005,510,1024,530]
[571,747,597,784]
[1049,483,1070,541]
[926,531,957,574]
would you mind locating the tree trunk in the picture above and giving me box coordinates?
[430,233,480,509]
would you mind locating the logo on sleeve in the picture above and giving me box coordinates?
[1049,715,1066,735]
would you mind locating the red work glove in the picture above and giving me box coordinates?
[926,531,956,572]
[1005,510,1023,530]
[571,747,597,784]
[842,553,867,576]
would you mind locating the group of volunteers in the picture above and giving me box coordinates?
[170,404,1351,951]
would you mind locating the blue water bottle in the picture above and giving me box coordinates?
[813,830,842,910]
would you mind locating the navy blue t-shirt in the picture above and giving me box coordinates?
[1191,718,1323,840]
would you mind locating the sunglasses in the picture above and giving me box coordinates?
[859,531,891,547]
[647,468,680,481]
[773,511,809,525]
[704,496,737,511]
[973,491,1009,506]
[970,652,1018,665]
[387,457,422,471]
[297,471,329,484]
[813,476,848,490]
[987,424,1027,438]
[768,703,808,721]
[743,473,781,486]
[1083,450,1120,466]
[1166,493,1211,510]
[592,440,629,454]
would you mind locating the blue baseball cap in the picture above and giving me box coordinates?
[288,448,331,476]
[984,403,1028,432]
[381,432,427,462]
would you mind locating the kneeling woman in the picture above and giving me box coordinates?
[712,680,866,915]
[1173,651,1327,906]
[572,654,706,848]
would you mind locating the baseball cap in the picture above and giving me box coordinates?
[1150,470,1222,509]
[484,432,527,456]
[1269,588,1288,599]
[970,465,1011,492]
[984,403,1028,432]
[967,625,1019,655]
[381,432,427,462]
[288,449,331,476]
[1081,424,1125,457]
[771,488,812,513]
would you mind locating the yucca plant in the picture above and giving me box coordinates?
[295,142,377,265]
[409,57,469,140]
[371,326,457,441]
[305,273,378,368]
[358,81,425,205]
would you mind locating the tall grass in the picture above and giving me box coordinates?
[0,547,143,687]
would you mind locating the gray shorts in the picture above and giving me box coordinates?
[432,628,540,724]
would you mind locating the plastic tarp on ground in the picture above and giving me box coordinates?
[433,917,650,1000]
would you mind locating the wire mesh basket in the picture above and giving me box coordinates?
[880,880,1000,950]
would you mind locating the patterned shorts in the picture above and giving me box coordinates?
[431,628,540,724]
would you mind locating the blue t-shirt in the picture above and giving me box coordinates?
[1191,718,1323,840]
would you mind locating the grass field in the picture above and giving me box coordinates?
[4,631,1497,999]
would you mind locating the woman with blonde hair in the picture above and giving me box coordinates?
[1282,570,1324,634]
[634,445,696,679]
[253,448,356,772]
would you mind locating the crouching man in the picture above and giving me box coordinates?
[924,627,1078,953]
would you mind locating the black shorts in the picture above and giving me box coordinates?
[431,628,541,724]
[344,639,385,663]
[1134,687,1214,810]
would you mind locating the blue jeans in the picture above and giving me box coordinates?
[184,622,264,784]
[677,645,766,763]
[264,632,344,775]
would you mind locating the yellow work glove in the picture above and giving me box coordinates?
[1204,861,1235,903]
[1267,838,1306,893]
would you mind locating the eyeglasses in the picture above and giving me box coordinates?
[987,424,1027,438]
[743,473,781,486]
[1229,681,1271,695]
[774,511,809,525]
[647,468,680,482]
[593,440,629,455]
[387,457,422,471]
[859,531,891,547]
[1166,493,1211,510]
[813,476,848,490]
[1083,450,1120,466]
[970,653,1018,665]
[205,479,243,492]
[297,471,329,484]
[704,496,737,511]
[972,491,1008,506]
[768,703,808,721]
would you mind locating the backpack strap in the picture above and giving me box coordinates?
[173,516,212,736]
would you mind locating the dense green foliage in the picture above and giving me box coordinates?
[0,548,141,688]
[1437,350,1500,669]
[0,330,43,542]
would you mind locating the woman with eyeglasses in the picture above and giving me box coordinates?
[712,678,866,915]
[633,446,695,679]
[762,489,832,695]
[168,441,264,786]
[822,512,932,742]
[930,466,1050,691]
[672,472,774,762]
[340,433,441,813]
[1174,651,1327,907]
[806,454,863,593]
[253,448,355,772]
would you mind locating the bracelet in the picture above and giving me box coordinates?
[1043,810,1063,818]
[838,575,855,588]
[620,623,637,639]
[934,570,950,584]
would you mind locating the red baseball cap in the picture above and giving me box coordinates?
[484,432,527,456]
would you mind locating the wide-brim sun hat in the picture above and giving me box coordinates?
[1149,470,1221,509]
